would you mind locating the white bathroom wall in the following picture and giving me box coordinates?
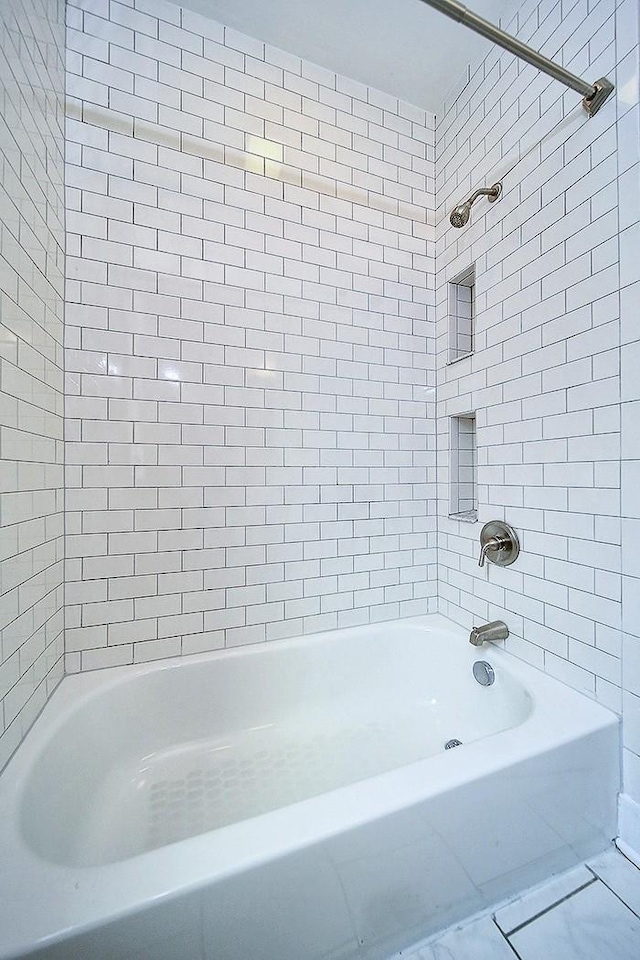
[436,0,634,712]
[60,0,640,832]
[64,0,437,669]
[0,0,66,770]
[619,2,640,853]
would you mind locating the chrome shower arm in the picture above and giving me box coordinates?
[467,185,501,205]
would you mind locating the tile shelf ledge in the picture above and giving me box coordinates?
[446,352,474,366]
[448,509,478,523]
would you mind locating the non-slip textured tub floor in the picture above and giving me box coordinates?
[394,847,640,959]
[78,713,444,862]
[142,721,398,850]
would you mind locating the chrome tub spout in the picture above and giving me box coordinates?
[469,620,509,646]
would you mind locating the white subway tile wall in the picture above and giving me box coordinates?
[0,0,65,769]
[64,0,438,669]
[619,3,640,820]
[436,0,638,793]
[23,0,635,819]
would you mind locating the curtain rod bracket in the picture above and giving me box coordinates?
[583,77,615,118]
[419,0,615,118]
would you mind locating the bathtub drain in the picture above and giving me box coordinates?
[444,739,463,750]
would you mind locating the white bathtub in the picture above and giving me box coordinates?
[0,614,619,960]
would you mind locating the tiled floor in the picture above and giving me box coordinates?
[394,847,640,959]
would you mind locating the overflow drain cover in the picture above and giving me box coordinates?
[445,739,463,750]
[473,660,495,686]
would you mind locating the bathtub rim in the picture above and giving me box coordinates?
[0,613,621,958]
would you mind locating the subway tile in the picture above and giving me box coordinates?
[7,0,620,776]
[67,0,436,662]
[0,0,65,763]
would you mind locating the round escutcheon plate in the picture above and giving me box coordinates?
[479,520,520,566]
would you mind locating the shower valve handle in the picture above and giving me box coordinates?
[477,521,520,568]
[478,536,509,567]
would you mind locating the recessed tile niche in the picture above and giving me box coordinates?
[448,265,475,363]
[449,413,477,522]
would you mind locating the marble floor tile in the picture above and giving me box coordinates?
[391,850,640,960]
[588,848,640,916]
[509,880,640,960]
[410,916,516,959]
[494,864,594,935]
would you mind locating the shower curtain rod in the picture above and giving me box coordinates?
[419,0,614,117]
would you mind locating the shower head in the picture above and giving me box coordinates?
[450,201,472,228]
[449,182,502,228]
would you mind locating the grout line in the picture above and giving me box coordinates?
[499,876,597,937]
[593,880,640,922]
[589,861,640,922]
[493,917,524,959]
